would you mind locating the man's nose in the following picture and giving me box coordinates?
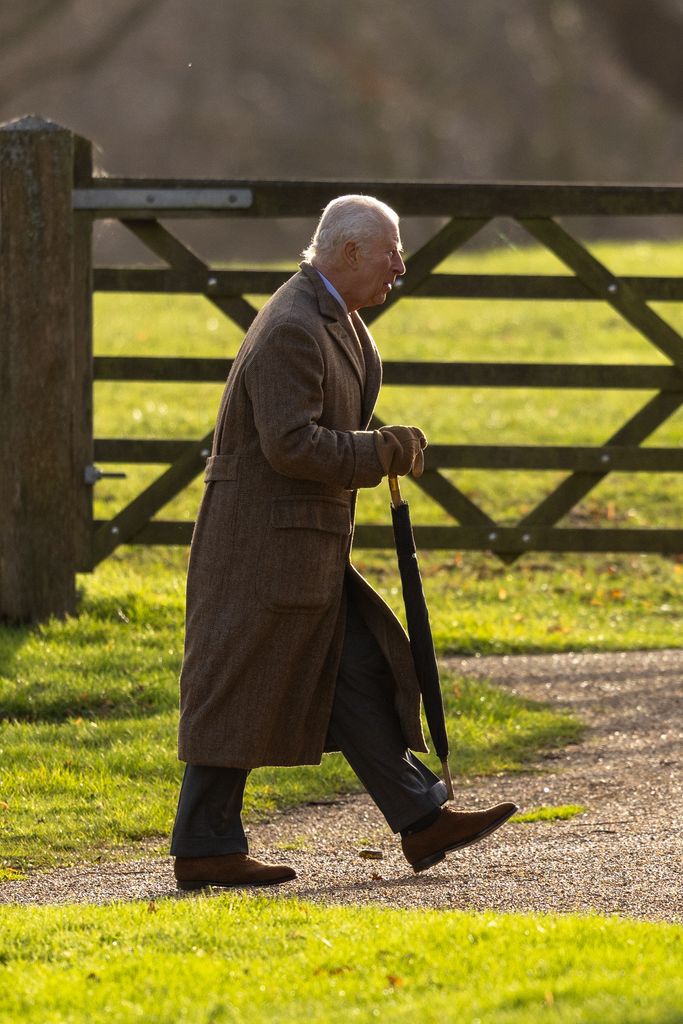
[393,252,406,275]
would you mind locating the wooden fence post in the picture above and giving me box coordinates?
[0,116,92,622]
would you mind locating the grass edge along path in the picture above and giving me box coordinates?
[0,896,681,1024]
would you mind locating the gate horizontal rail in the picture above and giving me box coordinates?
[94,437,683,472]
[75,179,683,217]
[93,356,683,390]
[92,520,683,555]
[93,268,683,301]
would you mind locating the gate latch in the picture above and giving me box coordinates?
[84,465,128,485]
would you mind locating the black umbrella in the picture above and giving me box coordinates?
[389,474,454,800]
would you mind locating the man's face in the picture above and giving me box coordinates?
[353,219,406,309]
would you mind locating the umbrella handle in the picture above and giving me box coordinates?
[388,474,403,508]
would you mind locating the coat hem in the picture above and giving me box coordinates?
[177,750,327,770]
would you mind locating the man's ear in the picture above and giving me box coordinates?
[342,239,360,269]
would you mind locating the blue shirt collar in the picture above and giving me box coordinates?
[314,269,348,315]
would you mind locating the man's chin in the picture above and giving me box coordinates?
[357,290,390,310]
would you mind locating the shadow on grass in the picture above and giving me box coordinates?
[0,623,34,677]
[0,590,181,724]
[440,676,584,778]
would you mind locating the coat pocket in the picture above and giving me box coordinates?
[257,496,351,612]
[190,454,239,578]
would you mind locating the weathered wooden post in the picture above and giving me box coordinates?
[0,116,93,622]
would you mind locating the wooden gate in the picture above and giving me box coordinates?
[2,116,682,621]
[85,181,683,565]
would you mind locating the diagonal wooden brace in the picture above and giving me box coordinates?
[121,219,258,332]
[518,217,683,372]
[495,390,683,563]
[92,430,214,565]
[370,415,496,529]
[364,217,489,324]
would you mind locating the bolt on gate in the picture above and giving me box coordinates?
[1,116,683,622]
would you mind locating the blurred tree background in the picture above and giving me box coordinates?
[2,0,681,255]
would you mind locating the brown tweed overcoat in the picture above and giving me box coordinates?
[177,263,426,768]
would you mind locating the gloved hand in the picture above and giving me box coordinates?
[374,425,427,478]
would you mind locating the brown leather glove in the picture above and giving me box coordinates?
[374,425,427,478]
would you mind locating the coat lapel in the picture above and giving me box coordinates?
[351,311,382,428]
[325,320,367,391]
[299,263,366,391]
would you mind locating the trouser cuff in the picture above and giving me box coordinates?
[387,778,448,834]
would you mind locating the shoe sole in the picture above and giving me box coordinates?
[411,805,519,874]
[176,874,296,891]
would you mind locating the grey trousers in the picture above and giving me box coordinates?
[171,597,447,857]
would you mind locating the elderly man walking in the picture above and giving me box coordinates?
[171,195,517,889]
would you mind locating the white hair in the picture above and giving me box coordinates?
[302,194,399,263]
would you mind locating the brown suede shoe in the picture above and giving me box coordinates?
[402,802,518,873]
[174,853,296,890]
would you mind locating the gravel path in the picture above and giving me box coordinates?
[2,649,681,921]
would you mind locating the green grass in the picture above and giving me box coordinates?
[0,600,581,870]
[0,896,681,1024]
[511,804,587,824]
[0,866,24,883]
[357,548,682,654]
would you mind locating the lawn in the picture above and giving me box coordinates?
[1,239,681,1022]
[0,896,681,1024]
[0,562,582,870]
